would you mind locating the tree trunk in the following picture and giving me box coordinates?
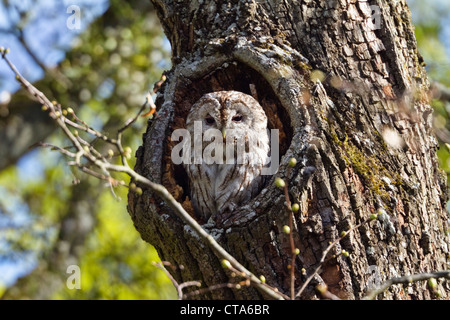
[128,0,450,299]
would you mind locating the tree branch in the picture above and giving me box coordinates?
[431,81,450,103]
[362,270,450,300]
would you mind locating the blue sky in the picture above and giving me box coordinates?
[0,0,108,93]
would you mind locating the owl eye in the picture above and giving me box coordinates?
[205,115,215,125]
[232,114,243,122]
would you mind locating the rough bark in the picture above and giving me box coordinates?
[128,0,450,299]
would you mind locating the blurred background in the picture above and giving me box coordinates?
[0,0,449,299]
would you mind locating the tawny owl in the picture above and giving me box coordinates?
[183,90,271,222]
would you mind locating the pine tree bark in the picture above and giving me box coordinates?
[128,0,450,299]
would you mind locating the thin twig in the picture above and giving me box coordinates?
[226,264,290,300]
[295,217,371,299]
[18,29,47,73]
[152,261,184,300]
[431,81,450,102]
[16,28,71,88]
[64,115,117,144]
[152,261,202,299]
[38,142,77,158]
[118,92,150,134]
[362,270,450,300]
[183,283,238,299]
[316,284,342,300]
[282,165,296,300]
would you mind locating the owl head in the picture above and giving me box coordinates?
[186,90,268,143]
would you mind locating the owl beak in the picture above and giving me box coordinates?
[222,128,226,139]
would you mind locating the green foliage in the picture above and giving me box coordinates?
[54,189,176,300]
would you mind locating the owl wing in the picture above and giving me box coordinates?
[214,128,271,215]
[214,162,266,215]
[184,163,218,221]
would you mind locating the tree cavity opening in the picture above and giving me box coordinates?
[162,62,293,218]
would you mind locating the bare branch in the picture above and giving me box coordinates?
[431,81,450,103]
[316,284,342,300]
[295,217,372,299]
[17,29,47,73]
[38,142,77,158]
[362,270,450,300]
[225,263,290,300]
[118,92,151,134]
[280,164,297,300]
[182,282,239,299]
[65,111,117,145]
[152,261,185,300]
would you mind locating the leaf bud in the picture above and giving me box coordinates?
[274,177,285,188]
[288,157,297,167]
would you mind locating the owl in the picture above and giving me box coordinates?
[183,91,271,222]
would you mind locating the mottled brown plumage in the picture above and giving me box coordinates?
[183,91,270,222]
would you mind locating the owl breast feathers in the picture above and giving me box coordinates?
[183,91,271,222]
